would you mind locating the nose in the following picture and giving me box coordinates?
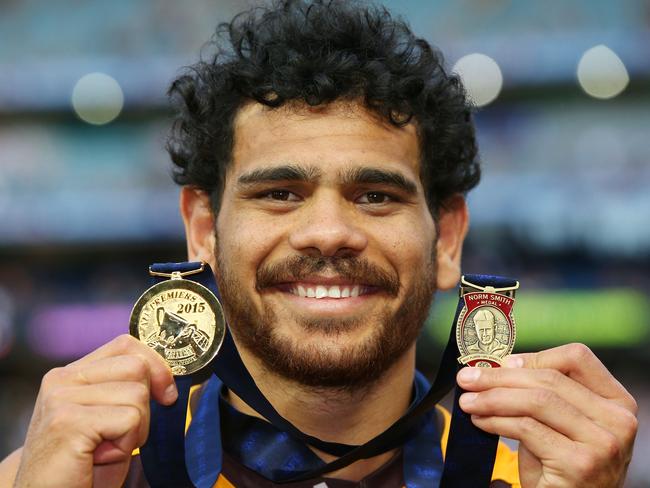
[288,192,368,257]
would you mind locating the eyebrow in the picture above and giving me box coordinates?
[237,165,323,186]
[340,167,418,195]
[236,164,418,196]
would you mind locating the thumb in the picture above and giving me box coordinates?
[92,457,133,488]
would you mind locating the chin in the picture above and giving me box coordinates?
[282,317,375,343]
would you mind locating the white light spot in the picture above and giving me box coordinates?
[452,53,503,107]
[577,45,629,100]
[72,72,124,125]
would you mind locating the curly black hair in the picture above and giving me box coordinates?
[167,0,480,215]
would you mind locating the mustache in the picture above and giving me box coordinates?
[256,255,400,296]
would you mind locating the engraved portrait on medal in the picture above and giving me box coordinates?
[463,307,510,356]
[456,278,518,368]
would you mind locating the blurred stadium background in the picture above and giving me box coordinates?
[0,0,648,484]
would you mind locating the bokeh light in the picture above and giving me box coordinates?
[451,53,503,107]
[577,45,629,99]
[71,72,124,125]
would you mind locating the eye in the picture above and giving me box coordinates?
[357,191,393,204]
[264,190,300,201]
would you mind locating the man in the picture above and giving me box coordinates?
[0,1,638,487]
[467,309,509,356]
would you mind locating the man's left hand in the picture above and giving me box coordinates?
[456,343,638,488]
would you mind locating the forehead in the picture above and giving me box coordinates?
[229,101,421,182]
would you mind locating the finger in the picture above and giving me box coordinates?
[94,441,133,465]
[48,382,151,447]
[507,344,636,413]
[76,404,144,462]
[475,414,630,487]
[471,414,570,466]
[44,355,176,406]
[93,460,132,488]
[45,403,144,463]
[60,355,151,387]
[66,335,176,405]
[459,387,612,446]
[457,366,637,444]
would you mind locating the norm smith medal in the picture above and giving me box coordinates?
[456,277,518,368]
[130,276,225,376]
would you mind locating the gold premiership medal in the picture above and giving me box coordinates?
[130,266,226,376]
[456,276,519,368]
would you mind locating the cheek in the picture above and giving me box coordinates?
[380,221,435,270]
[216,212,285,275]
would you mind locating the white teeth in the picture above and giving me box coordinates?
[328,286,341,298]
[291,284,362,299]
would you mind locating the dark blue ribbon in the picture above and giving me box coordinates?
[183,371,442,488]
[439,274,518,487]
[139,374,193,487]
[138,263,515,487]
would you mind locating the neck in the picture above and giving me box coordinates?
[226,346,417,481]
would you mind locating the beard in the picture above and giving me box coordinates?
[213,247,437,391]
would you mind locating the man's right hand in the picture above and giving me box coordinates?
[7,334,177,488]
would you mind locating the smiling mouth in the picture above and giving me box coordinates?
[289,284,368,299]
[256,256,400,299]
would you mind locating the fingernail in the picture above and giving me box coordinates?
[458,367,481,383]
[504,356,524,368]
[460,392,478,406]
[165,383,178,403]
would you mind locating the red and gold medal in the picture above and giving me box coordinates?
[456,276,519,368]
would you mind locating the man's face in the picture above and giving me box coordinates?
[211,101,441,389]
[475,315,495,345]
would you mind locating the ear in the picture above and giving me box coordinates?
[179,187,217,268]
[435,194,469,290]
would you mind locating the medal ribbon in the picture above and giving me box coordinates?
[439,274,518,487]
[184,370,442,487]
[138,263,516,487]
